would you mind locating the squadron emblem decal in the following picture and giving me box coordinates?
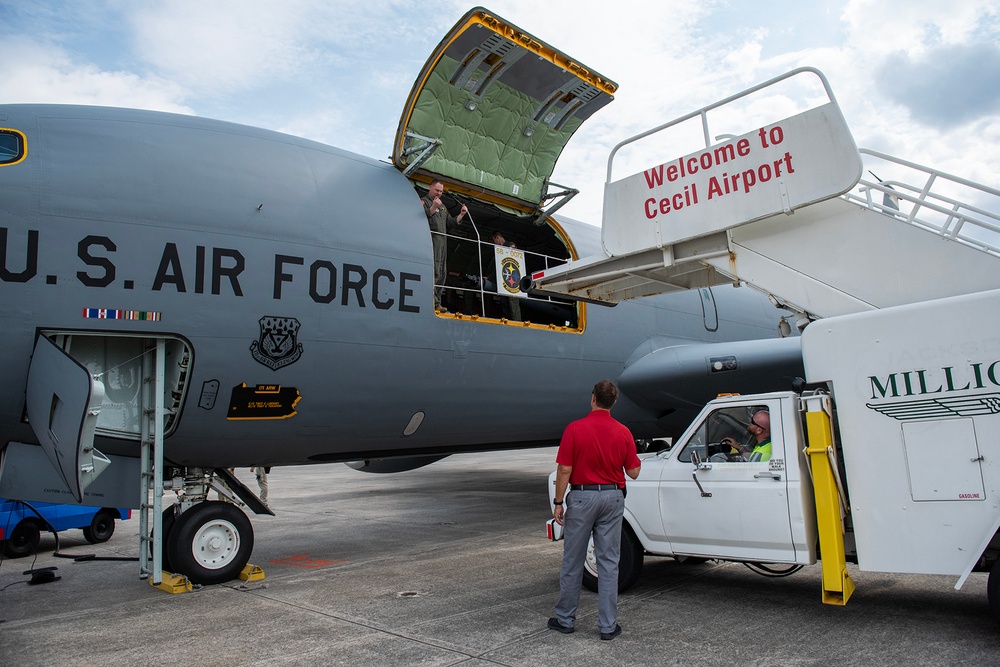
[500,257,522,295]
[250,315,304,370]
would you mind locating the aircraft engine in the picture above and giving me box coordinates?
[619,337,804,411]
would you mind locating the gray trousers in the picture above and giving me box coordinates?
[432,234,447,306]
[553,489,624,633]
[255,468,268,507]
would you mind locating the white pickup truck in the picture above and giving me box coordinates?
[548,289,1000,620]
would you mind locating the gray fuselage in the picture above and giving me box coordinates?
[0,104,796,468]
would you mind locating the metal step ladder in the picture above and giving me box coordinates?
[137,339,166,585]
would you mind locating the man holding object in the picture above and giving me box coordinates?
[549,380,641,641]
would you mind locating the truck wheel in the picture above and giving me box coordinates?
[2,520,41,558]
[166,501,254,585]
[989,559,1000,623]
[83,509,118,544]
[582,523,644,593]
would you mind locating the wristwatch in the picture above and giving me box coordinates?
[553,500,563,506]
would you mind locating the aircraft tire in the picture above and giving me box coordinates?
[148,506,177,572]
[989,558,1000,623]
[2,519,41,558]
[582,523,644,593]
[83,509,118,544]
[167,501,254,585]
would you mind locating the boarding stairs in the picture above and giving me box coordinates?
[705,150,1000,322]
[529,69,1000,326]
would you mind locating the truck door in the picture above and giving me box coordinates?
[658,399,799,562]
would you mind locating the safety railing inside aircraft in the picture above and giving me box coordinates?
[431,230,579,329]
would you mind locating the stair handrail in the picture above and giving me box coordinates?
[844,149,1000,256]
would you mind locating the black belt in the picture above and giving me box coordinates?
[570,484,620,491]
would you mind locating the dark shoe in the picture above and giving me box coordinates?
[600,624,622,641]
[547,617,574,634]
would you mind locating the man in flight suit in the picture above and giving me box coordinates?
[421,179,467,312]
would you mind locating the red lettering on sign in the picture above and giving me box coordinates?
[643,165,664,189]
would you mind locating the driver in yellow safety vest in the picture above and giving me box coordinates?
[722,410,771,462]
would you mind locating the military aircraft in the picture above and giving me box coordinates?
[0,7,801,585]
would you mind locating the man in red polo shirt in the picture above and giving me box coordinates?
[548,380,641,641]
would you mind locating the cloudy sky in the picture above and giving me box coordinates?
[2,0,998,224]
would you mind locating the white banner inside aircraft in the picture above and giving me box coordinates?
[495,246,527,298]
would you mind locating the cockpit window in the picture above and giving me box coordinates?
[0,129,26,166]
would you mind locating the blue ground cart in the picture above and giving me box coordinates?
[0,498,131,558]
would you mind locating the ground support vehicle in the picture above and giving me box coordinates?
[0,498,131,558]
[549,288,1000,620]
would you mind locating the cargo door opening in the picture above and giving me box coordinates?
[416,183,581,330]
[32,331,192,442]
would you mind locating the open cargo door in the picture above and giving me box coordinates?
[25,335,109,502]
[393,6,616,209]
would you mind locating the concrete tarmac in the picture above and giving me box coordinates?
[1,448,997,666]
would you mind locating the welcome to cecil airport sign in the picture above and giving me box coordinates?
[602,101,863,257]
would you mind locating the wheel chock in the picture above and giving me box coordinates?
[239,564,266,582]
[149,571,193,594]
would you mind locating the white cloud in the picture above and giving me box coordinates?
[124,0,449,98]
[130,2,308,96]
[0,35,192,112]
[841,0,997,56]
[1,0,996,229]
[548,0,1000,222]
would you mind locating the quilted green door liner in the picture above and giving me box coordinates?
[394,7,617,207]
